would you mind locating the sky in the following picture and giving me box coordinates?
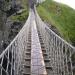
[54,0,75,9]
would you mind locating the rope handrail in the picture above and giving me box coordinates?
[34,6,75,50]
[0,10,30,58]
[45,25,75,50]
[0,10,31,75]
[35,6,75,75]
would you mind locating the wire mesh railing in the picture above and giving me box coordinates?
[0,10,31,75]
[35,7,75,75]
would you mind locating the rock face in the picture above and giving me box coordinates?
[0,0,11,52]
[0,9,7,53]
[0,0,22,53]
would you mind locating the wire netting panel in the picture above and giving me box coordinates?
[35,6,75,75]
[0,11,31,75]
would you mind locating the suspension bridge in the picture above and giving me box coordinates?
[0,5,75,75]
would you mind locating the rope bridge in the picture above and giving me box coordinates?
[0,8,75,75]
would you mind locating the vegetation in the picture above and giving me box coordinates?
[37,0,75,45]
[11,0,29,23]
[11,9,28,22]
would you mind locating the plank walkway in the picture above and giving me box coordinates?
[31,11,47,75]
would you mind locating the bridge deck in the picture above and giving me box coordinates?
[31,12,47,75]
[0,7,75,75]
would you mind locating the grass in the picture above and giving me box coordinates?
[11,9,28,22]
[10,0,29,23]
[37,0,75,45]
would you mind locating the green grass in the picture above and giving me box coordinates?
[11,0,29,23]
[37,0,75,45]
[11,9,28,22]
